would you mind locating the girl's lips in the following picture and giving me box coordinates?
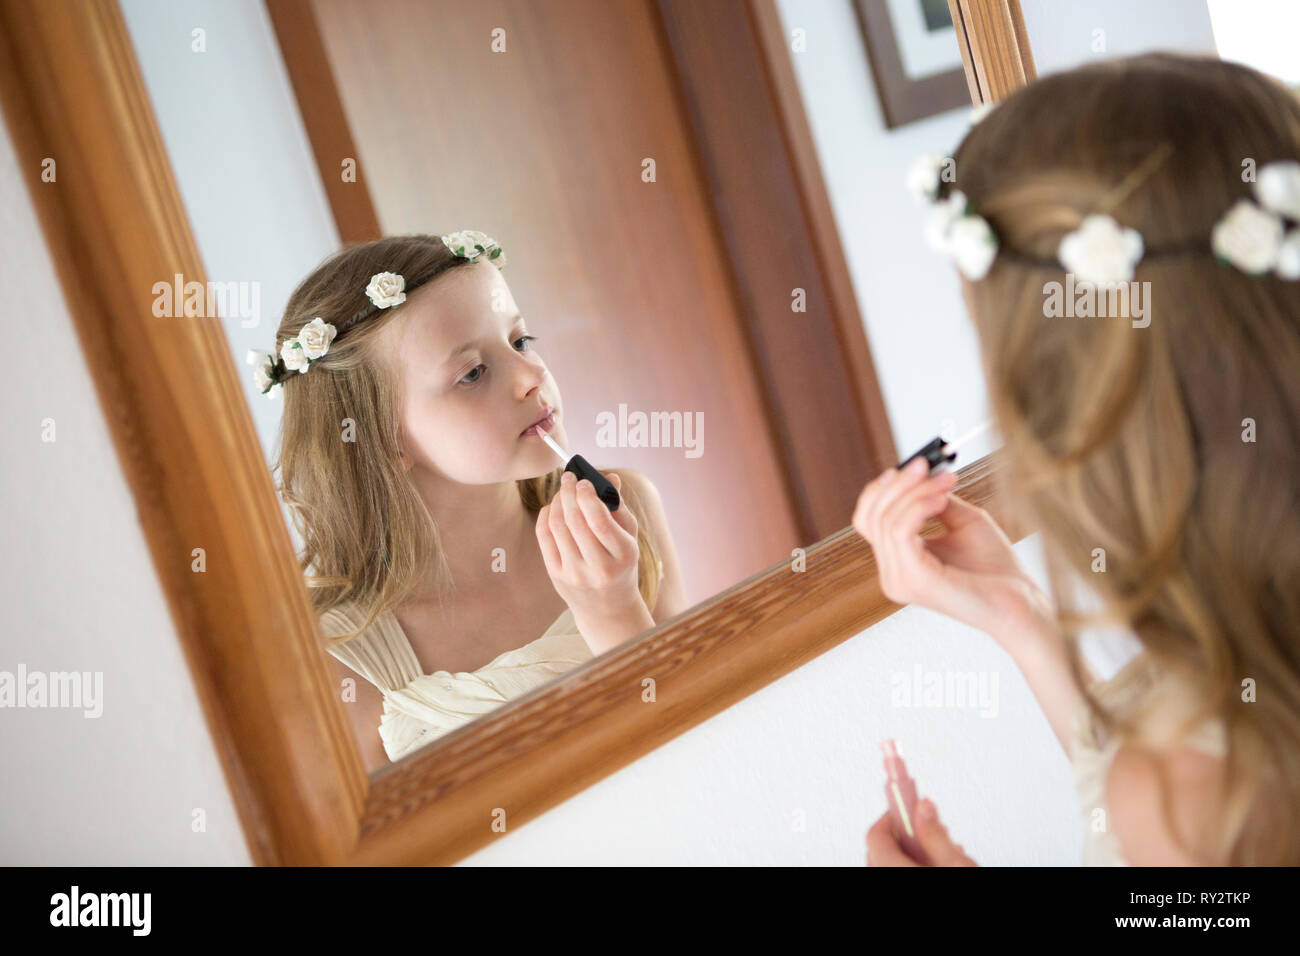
[522,412,556,437]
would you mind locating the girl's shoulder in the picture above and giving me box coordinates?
[1076,655,1233,863]
[1104,738,1228,864]
[597,467,663,516]
[599,466,668,542]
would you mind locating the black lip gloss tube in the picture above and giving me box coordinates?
[539,430,621,512]
[563,453,621,512]
[894,420,991,476]
[896,435,956,475]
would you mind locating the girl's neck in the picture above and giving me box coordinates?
[403,469,538,605]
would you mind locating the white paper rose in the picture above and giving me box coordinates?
[1275,228,1300,280]
[246,349,276,393]
[252,361,273,392]
[906,154,948,202]
[948,214,998,280]
[1058,214,1144,284]
[1211,199,1283,275]
[924,190,969,253]
[295,317,337,360]
[1255,160,1300,222]
[365,271,407,309]
[442,230,506,269]
[280,338,309,373]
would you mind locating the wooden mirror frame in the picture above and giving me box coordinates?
[0,0,1034,864]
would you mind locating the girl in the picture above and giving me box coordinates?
[256,232,687,771]
[856,54,1299,865]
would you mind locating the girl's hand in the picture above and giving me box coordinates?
[536,472,650,642]
[865,799,977,867]
[851,456,1055,655]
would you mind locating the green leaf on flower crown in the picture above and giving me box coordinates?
[489,247,502,259]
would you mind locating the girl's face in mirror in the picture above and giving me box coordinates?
[378,262,567,484]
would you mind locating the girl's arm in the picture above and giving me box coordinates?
[1000,611,1090,757]
[852,458,1097,756]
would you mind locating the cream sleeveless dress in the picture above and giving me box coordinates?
[1069,653,1228,865]
[321,555,664,763]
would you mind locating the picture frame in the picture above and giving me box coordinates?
[855,0,973,127]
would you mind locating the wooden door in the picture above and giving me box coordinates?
[271,0,896,604]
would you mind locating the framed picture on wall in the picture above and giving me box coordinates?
[855,0,971,127]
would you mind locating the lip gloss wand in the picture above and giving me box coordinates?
[538,431,622,512]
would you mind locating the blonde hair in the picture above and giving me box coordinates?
[271,234,660,643]
[952,54,1300,864]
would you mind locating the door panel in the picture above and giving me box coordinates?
[313,0,802,602]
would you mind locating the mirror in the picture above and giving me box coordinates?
[120,0,986,777]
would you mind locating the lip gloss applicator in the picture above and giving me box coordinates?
[538,431,622,512]
[896,418,992,475]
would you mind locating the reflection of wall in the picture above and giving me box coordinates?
[121,0,345,557]
[775,0,996,466]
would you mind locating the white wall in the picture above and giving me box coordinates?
[0,107,250,866]
[119,0,343,556]
[1021,0,1216,73]
[1207,0,1300,85]
[774,0,995,466]
[3,0,1217,865]
[120,0,340,472]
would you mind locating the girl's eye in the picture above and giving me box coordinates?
[457,335,538,385]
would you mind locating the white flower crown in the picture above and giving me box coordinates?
[908,120,1300,284]
[248,230,506,397]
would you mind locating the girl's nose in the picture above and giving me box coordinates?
[515,351,546,397]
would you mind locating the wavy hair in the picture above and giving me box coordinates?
[951,54,1300,863]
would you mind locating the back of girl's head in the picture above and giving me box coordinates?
[949,53,1300,863]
